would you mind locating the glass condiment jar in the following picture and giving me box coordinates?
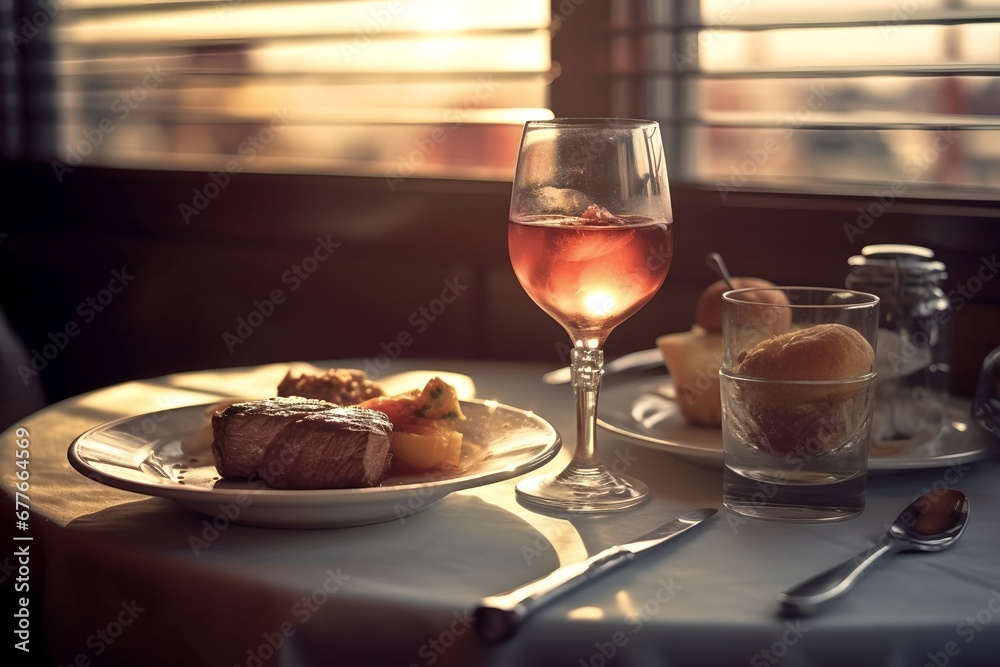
[846,244,953,445]
[973,346,1000,438]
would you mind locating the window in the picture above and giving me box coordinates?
[609,0,1000,197]
[6,0,998,197]
[7,0,552,182]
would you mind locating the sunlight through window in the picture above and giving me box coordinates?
[611,0,1000,193]
[47,0,554,180]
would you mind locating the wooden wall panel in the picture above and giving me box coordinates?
[2,164,997,405]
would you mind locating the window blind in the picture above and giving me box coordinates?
[609,0,1000,196]
[5,0,553,182]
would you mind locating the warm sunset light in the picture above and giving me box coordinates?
[583,289,619,318]
[51,0,552,178]
[4,2,998,665]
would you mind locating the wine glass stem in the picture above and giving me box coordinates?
[570,346,604,466]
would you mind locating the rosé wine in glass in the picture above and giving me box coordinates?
[509,215,672,338]
[508,118,674,512]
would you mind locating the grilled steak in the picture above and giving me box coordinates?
[258,408,393,489]
[212,397,392,488]
[277,368,383,405]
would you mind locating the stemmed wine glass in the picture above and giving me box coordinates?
[508,118,674,512]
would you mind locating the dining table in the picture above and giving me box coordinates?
[2,357,999,667]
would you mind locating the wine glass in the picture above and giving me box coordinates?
[508,118,674,512]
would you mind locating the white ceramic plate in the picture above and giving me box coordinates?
[597,379,722,464]
[597,377,998,471]
[69,400,560,528]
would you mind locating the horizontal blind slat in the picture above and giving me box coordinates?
[41,0,554,178]
[610,12,1000,31]
[624,66,1000,78]
[612,0,1000,194]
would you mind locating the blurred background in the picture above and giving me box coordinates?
[2,0,999,426]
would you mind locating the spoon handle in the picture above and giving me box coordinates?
[705,252,735,290]
[777,542,897,615]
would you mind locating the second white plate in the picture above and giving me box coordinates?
[597,377,998,471]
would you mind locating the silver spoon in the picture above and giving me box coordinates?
[777,488,970,615]
[705,252,735,289]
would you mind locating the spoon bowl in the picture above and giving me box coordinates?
[777,489,970,615]
[889,488,969,551]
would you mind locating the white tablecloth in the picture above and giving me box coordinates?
[2,359,999,667]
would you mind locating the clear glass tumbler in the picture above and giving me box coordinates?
[720,287,880,522]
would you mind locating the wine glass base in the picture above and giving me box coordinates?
[515,466,649,513]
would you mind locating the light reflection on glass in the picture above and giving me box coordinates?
[584,290,618,319]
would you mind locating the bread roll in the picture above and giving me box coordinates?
[738,323,874,383]
[732,324,875,457]
[695,278,787,333]
[656,329,723,427]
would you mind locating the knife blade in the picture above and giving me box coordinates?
[541,348,664,385]
[474,508,717,642]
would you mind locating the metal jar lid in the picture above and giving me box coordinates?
[847,244,947,285]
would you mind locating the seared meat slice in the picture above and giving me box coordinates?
[277,368,383,405]
[258,407,393,489]
[211,397,337,478]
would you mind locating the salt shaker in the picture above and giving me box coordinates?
[846,244,953,444]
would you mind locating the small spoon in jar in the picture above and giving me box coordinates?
[777,488,970,615]
[705,252,736,290]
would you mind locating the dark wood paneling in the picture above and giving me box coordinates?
[2,163,997,404]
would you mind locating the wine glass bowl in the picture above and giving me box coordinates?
[509,118,674,512]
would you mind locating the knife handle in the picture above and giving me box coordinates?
[474,546,633,642]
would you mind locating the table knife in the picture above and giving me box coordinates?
[474,507,717,642]
[542,348,664,385]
